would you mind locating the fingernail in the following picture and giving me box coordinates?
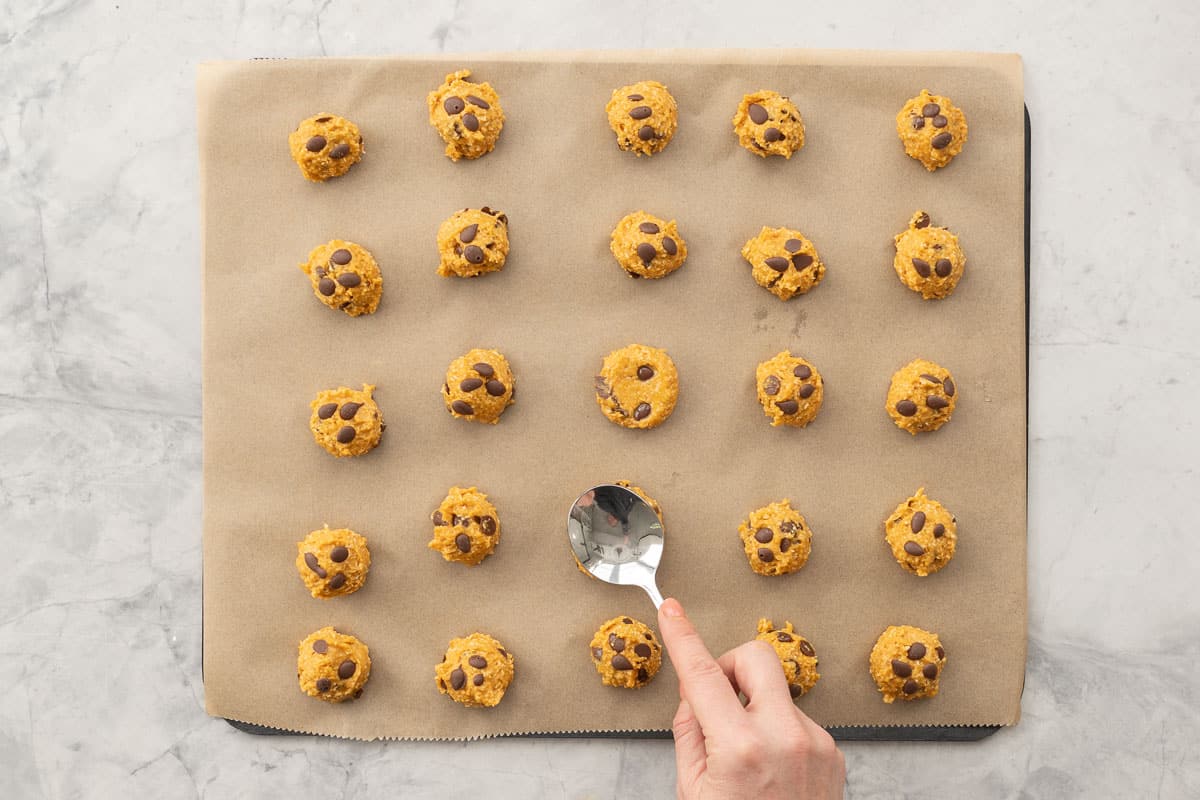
[661,598,683,618]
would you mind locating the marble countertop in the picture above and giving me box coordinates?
[2,1,1198,797]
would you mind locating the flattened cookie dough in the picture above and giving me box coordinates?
[741,226,826,300]
[437,207,509,278]
[288,113,364,182]
[606,80,677,156]
[609,211,687,279]
[427,70,504,161]
[885,488,958,576]
[869,625,946,703]
[886,359,957,434]
[298,627,371,702]
[755,351,824,427]
[590,616,663,688]
[435,632,515,707]
[756,619,820,698]
[738,499,813,576]
[733,91,805,158]
[896,90,968,171]
[296,525,371,598]
[594,344,679,430]
[429,486,501,566]
[309,384,384,457]
[894,211,965,299]
[442,348,515,424]
[299,240,382,316]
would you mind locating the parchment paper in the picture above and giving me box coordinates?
[199,50,1026,740]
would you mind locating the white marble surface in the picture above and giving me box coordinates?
[2,0,1198,797]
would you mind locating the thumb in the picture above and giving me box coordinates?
[671,699,707,795]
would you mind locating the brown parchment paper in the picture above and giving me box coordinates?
[200,50,1026,740]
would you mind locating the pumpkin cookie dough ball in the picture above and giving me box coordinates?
[869,625,946,703]
[885,488,958,576]
[756,619,820,698]
[429,486,501,566]
[894,211,966,299]
[295,526,371,599]
[896,90,968,171]
[298,240,383,316]
[437,207,510,278]
[886,359,958,434]
[442,348,515,424]
[427,69,504,161]
[609,211,687,279]
[741,226,825,301]
[606,80,678,156]
[309,384,384,457]
[738,499,813,576]
[732,90,805,158]
[590,616,662,688]
[435,632,515,707]
[594,344,679,430]
[755,351,824,427]
[297,627,371,702]
[288,113,364,182]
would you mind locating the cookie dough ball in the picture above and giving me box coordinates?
[869,625,946,703]
[436,207,510,278]
[590,616,663,688]
[594,344,679,430]
[738,499,813,576]
[429,486,501,566]
[886,359,958,434]
[288,113,364,182]
[894,211,966,299]
[732,91,805,158]
[298,240,383,316]
[605,80,678,156]
[609,211,687,279]
[427,70,504,161]
[435,632,515,707]
[885,488,958,576]
[756,619,820,698]
[297,627,371,702]
[755,351,824,428]
[896,90,968,171]
[442,349,515,424]
[741,227,826,301]
[309,384,384,457]
[295,525,371,598]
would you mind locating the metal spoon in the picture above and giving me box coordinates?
[567,484,665,609]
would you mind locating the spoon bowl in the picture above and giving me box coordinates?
[567,484,665,608]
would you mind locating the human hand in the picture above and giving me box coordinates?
[658,598,845,799]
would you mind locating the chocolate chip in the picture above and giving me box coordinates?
[748,103,769,124]
[633,402,651,421]
[933,524,945,538]
[764,256,790,272]
[608,634,626,652]
[312,639,328,653]
[303,552,325,577]
[462,113,479,132]
[336,426,355,444]
[763,127,784,142]
[338,660,356,679]
[943,377,955,397]
[912,116,925,130]
[636,242,657,264]
[314,116,332,123]
[305,135,326,152]
[444,96,464,115]
[622,617,632,624]
[662,237,677,256]
[932,115,948,128]
[777,399,799,414]
[911,511,926,533]
[903,679,920,695]
[908,642,927,660]
[637,667,649,682]
[777,631,793,642]
[591,647,603,660]
[637,365,655,381]
[612,654,633,670]
[757,548,774,563]
[912,257,932,278]
[891,659,913,678]
[754,527,773,543]
[919,374,942,384]
[463,245,484,264]
[922,103,940,117]
[473,363,495,378]
[473,674,485,686]
[923,664,938,679]
[460,378,483,392]
[329,248,352,266]
[465,94,490,109]
[328,143,350,159]
[931,132,953,149]
[315,678,332,692]
[327,572,346,590]
[792,253,814,269]
[629,222,660,238]
[467,655,487,669]
[314,267,327,278]
[455,533,471,553]
[927,395,950,410]
[763,375,781,396]
[450,667,466,690]
[793,364,812,379]
[936,646,945,660]
[458,224,478,243]
[329,546,349,563]
[594,376,611,399]
[485,380,506,396]
[480,516,497,535]
[634,643,652,658]
[318,278,336,296]
[896,400,918,417]
[629,106,652,120]
[779,520,797,534]
[904,540,925,556]
[798,383,815,399]
[799,640,815,657]
[317,403,338,420]
[638,125,655,141]
[789,684,802,698]
[627,94,643,101]
[935,258,952,277]
[913,212,931,229]
[779,537,792,553]
[433,510,446,526]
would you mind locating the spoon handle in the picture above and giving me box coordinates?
[642,582,664,610]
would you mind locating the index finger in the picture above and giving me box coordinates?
[658,598,744,732]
